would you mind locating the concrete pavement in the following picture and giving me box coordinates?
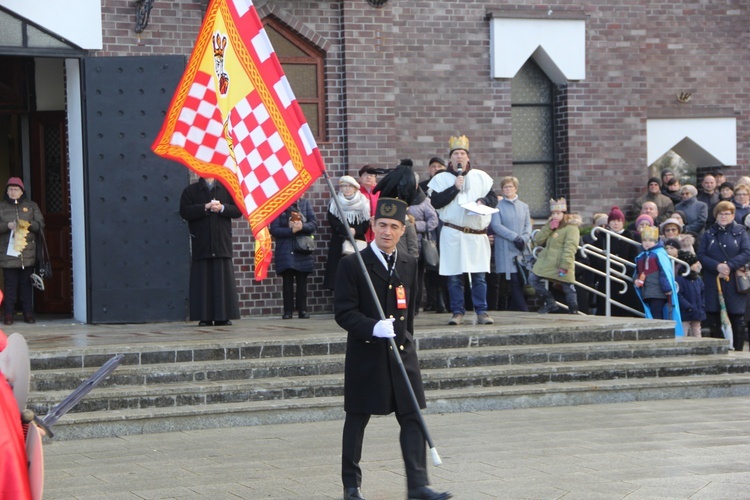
[42,396,750,499]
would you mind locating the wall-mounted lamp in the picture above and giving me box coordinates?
[135,0,155,35]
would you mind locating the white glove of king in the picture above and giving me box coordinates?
[372,318,396,338]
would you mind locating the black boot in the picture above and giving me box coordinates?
[538,298,559,314]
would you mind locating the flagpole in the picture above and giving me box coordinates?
[322,169,442,466]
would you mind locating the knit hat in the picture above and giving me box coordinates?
[660,168,673,178]
[720,181,735,192]
[713,200,735,217]
[6,177,24,192]
[338,175,360,190]
[647,177,660,186]
[428,157,446,167]
[664,238,681,250]
[635,214,654,228]
[608,206,625,222]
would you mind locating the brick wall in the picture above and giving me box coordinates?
[95,0,750,317]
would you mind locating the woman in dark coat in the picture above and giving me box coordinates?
[179,177,242,326]
[0,177,44,325]
[698,201,750,350]
[323,176,371,290]
[270,196,318,319]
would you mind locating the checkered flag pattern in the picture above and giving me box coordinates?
[229,92,295,214]
[169,71,233,169]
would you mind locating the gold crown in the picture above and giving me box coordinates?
[549,197,567,212]
[449,134,469,153]
[640,226,659,241]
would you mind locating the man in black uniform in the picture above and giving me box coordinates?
[335,198,452,500]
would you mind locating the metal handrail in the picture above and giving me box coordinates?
[530,225,690,317]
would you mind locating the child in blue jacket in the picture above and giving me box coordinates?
[664,238,705,337]
[634,227,683,336]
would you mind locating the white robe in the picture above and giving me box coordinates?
[427,170,494,275]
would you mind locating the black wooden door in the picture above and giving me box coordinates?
[82,56,190,323]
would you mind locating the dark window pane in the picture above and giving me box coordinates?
[284,64,318,99]
[265,26,306,58]
[512,107,553,162]
[299,103,319,137]
[515,164,555,219]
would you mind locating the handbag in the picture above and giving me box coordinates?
[293,234,316,254]
[736,272,750,294]
[35,229,52,280]
[342,239,367,255]
[515,255,536,297]
[420,230,439,269]
[289,208,316,254]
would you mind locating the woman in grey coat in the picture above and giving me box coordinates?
[488,176,531,311]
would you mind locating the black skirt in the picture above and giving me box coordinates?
[189,258,240,321]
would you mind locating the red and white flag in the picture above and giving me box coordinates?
[152,0,325,280]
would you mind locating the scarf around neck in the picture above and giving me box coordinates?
[329,191,370,225]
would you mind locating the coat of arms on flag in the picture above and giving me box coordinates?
[152,0,325,280]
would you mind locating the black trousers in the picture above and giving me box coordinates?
[281,269,308,313]
[3,267,34,315]
[342,411,428,490]
[707,312,747,351]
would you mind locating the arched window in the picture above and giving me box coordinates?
[511,59,556,218]
[263,18,326,141]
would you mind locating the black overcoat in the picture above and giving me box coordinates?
[334,245,426,415]
[269,199,318,275]
[179,179,242,260]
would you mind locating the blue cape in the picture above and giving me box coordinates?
[634,244,684,337]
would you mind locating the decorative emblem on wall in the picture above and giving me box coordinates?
[367,0,389,7]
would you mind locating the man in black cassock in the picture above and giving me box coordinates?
[335,197,452,500]
[179,176,242,326]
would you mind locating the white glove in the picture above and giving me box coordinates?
[372,318,396,338]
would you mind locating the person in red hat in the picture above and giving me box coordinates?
[0,178,44,325]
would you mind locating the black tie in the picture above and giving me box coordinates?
[382,252,394,272]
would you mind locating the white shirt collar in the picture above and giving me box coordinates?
[370,241,397,270]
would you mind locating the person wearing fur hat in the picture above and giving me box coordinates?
[664,239,705,337]
[590,206,641,316]
[634,177,674,224]
[529,198,581,314]
[0,178,44,325]
[698,200,750,350]
[427,134,498,326]
[633,227,683,334]
[675,185,708,236]
[323,176,371,291]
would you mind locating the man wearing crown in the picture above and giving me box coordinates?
[426,135,498,326]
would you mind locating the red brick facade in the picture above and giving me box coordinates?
[95,0,750,316]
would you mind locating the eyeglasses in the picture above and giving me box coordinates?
[717,211,734,217]
[663,227,679,232]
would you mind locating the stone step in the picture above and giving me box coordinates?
[45,372,750,440]
[27,322,676,371]
[28,352,750,416]
[29,337,726,392]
